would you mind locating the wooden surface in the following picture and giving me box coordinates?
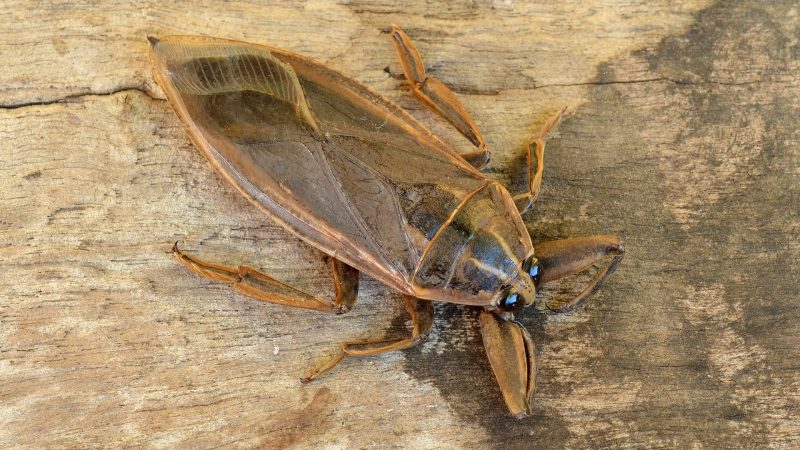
[2,1,798,448]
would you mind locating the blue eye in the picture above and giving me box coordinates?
[498,287,523,312]
[524,256,542,287]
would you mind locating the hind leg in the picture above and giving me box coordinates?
[384,25,490,169]
[173,243,359,314]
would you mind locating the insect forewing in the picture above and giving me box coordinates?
[149,36,487,294]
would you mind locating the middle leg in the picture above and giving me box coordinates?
[511,108,566,213]
[301,296,434,382]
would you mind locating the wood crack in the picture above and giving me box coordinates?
[534,77,763,89]
[386,69,766,96]
[0,86,163,110]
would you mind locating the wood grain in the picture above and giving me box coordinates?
[2,1,798,448]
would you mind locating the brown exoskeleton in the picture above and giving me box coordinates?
[149,25,624,418]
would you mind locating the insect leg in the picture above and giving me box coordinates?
[534,235,624,313]
[301,296,433,382]
[511,108,566,213]
[383,24,490,169]
[479,310,537,418]
[172,243,358,314]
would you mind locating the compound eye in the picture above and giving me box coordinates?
[524,256,543,287]
[498,287,524,312]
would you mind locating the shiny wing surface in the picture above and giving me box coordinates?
[150,36,486,291]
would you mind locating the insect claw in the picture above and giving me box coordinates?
[147,36,159,47]
[172,241,180,253]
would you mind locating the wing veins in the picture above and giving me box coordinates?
[312,140,409,277]
[324,139,419,265]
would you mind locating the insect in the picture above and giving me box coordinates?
[149,25,624,418]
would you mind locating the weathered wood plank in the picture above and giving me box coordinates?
[2,1,798,448]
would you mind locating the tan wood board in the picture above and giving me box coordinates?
[2,1,798,448]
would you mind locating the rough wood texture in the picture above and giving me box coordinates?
[2,1,798,448]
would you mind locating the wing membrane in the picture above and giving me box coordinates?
[155,39,319,133]
[150,36,486,291]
